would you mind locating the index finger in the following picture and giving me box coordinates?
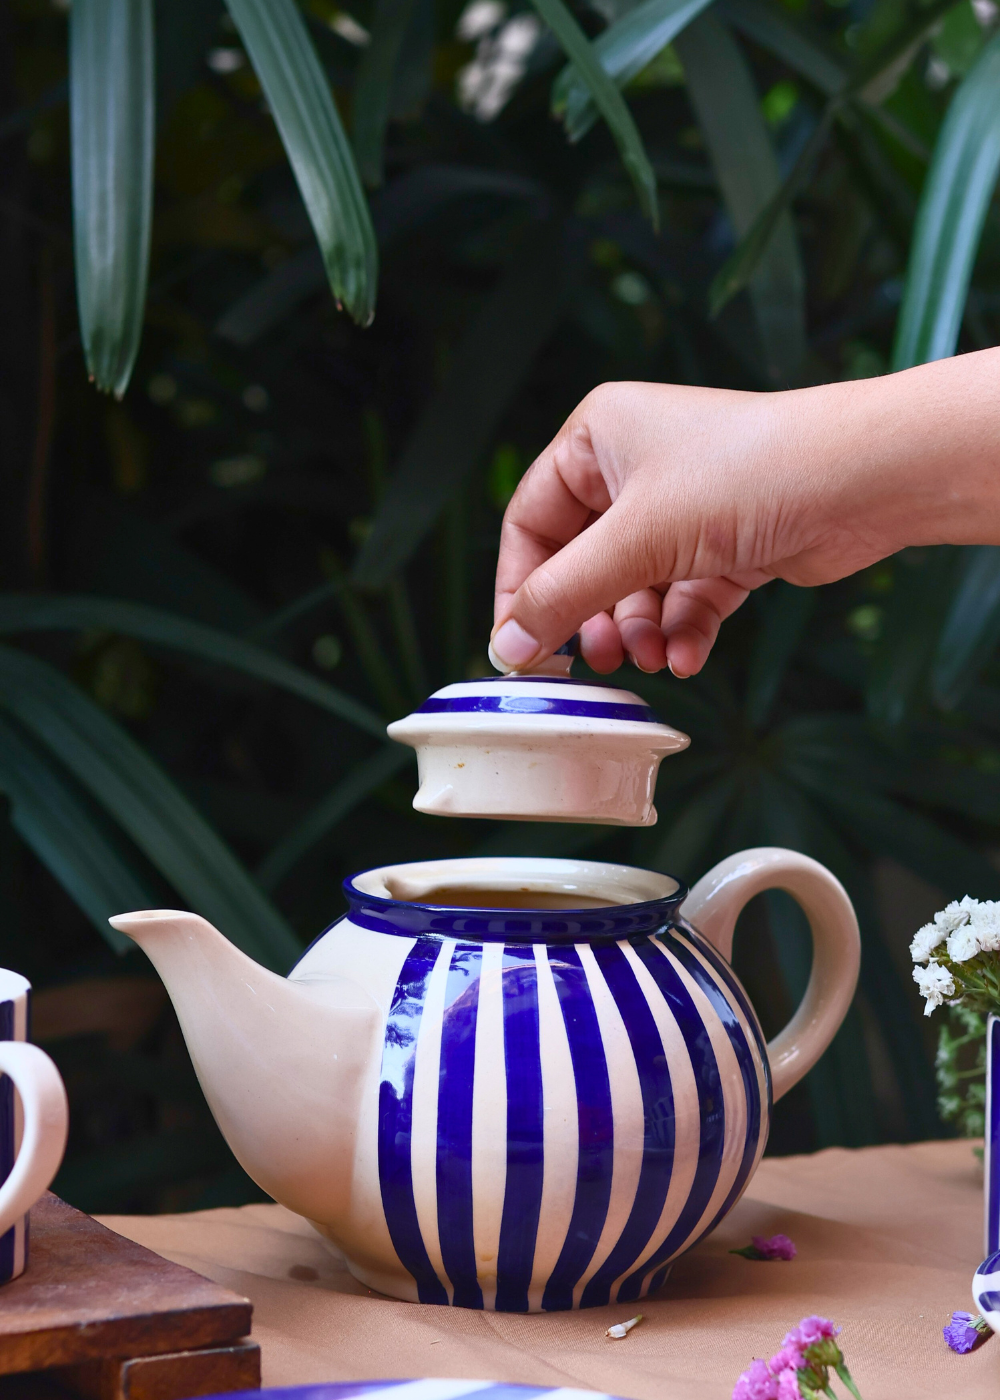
[494,414,615,620]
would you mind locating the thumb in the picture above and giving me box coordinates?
[490,499,664,669]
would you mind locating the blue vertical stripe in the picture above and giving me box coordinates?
[0,994,16,1283]
[666,935,764,1234]
[495,945,544,1312]
[378,939,449,1304]
[542,945,614,1311]
[579,941,676,1309]
[679,919,772,1109]
[437,943,484,1308]
[615,937,727,1301]
[989,1016,1000,1255]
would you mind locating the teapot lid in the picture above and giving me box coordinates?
[386,638,690,827]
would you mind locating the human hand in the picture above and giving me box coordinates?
[491,355,1000,676]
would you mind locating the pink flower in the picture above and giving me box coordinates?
[752,1234,796,1261]
[768,1346,804,1375]
[732,1358,779,1400]
[785,1315,839,1349]
[775,1371,801,1400]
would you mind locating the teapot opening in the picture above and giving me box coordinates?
[390,884,619,910]
[352,856,679,912]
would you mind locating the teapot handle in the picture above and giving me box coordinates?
[680,847,860,1103]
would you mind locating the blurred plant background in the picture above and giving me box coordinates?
[3,0,1000,1213]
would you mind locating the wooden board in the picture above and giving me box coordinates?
[0,1194,258,1398]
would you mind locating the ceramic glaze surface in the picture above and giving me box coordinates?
[386,676,690,826]
[328,900,768,1310]
[110,849,861,1313]
[986,1013,999,1255]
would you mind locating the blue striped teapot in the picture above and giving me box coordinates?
[111,847,859,1312]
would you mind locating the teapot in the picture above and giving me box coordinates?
[110,846,859,1312]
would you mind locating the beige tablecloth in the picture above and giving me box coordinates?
[100,1140,997,1400]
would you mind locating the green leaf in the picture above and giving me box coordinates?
[0,595,387,740]
[708,103,833,318]
[70,0,154,397]
[932,546,1000,708]
[675,12,806,384]
[866,548,959,727]
[719,0,845,98]
[257,744,412,891]
[746,583,815,729]
[224,0,378,325]
[553,0,713,143]
[353,221,566,587]
[0,647,302,972]
[0,713,157,952]
[652,772,737,881]
[352,0,418,187]
[891,30,1000,370]
[529,0,658,225]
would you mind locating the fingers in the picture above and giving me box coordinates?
[579,611,624,673]
[494,406,614,623]
[614,590,668,673]
[660,577,755,677]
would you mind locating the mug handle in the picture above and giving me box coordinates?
[0,1042,68,1237]
[680,847,861,1103]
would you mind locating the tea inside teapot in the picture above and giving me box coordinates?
[391,884,619,910]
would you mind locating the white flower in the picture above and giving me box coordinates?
[972,902,1000,953]
[910,921,946,964]
[947,922,983,963]
[913,961,956,1016]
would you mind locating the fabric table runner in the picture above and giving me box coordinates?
[99,1139,996,1399]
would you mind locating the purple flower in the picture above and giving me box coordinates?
[943,1311,987,1354]
[786,1315,839,1349]
[752,1234,797,1261]
[768,1346,804,1375]
[775,1372,801,1400]
[732,1358,779,1400]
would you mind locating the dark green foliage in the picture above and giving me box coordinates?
[4,0,1000,1210]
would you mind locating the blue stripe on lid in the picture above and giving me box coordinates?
[378,940,449,1304]
[614,937,727,1302]
[416,696,660,724]
[495,945,545,1312]
[436,944,484,1309]
[579,942,676,1309]
[541,945,614,1311]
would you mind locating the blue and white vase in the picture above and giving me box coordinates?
[986,1013,1000,1257]
[0,970,69,1282]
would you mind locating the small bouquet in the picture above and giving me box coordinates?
[911,897,1000,1018]
[732,1317,862,1400]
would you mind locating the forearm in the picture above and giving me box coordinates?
[768,348,1000,560]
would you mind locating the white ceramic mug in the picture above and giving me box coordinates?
[0,970,69,1281]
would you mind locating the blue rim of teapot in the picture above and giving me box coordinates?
[339,874,689,942]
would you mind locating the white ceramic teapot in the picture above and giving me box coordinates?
[110,847,859,1312]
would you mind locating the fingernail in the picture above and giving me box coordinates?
[490,619,540,670]
[668,659,689,680]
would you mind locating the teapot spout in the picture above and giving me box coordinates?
[109,910,378,1227]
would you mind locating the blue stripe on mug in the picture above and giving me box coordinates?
[378,940,449,1304]
[541,945,614,1311]
[0,971,31,1284]
[495,946,545,1312]
[416,697,660,723]
[437,944,484,1309]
